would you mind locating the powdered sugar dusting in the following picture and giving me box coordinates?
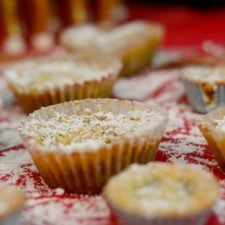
[113,70,181,101]
[0,122,22,149]
[6,62,105,89]
[19,196,110,225]
[21,109,166,152]
[0,148,49,193]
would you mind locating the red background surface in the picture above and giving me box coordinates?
[128,3,225,47]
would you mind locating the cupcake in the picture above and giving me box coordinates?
[60,21,164,76]
[104,162,219,225]
[0,184,25,225]
[5,54,122,113]
[19,99,168,194]
[198,106,225,172]
[181,65,225,113]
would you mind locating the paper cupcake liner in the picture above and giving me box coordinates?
[182,78,225,113]
[9,72,118,114]
[29,138,160,194]
[109,204,211,225]
[198,106,225,172]
[19,99,168,194]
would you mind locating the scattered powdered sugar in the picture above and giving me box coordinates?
[0,148,49,193]
[0,122,22,150]
[157,103,219,168]
[54,188,65,196]
[19,196,110,225]
[113,69,181,101]
[0,66,224,224]
[21,109,165,152]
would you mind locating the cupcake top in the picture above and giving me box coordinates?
[210,116,225,133]
[60,21,164,55]
[182,66,225,84]
[5,54,122,91]
[198,106,225,139]
[104,162,219,218]
[19,99,168,153]
[0,185,25,220]
[60,25,104,50]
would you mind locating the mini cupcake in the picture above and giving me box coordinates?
[19,99,168,194]
[60,21,164,76]
[198,106,225,172]
[0,184,26,225]
[5,54,122,113]
[104,162,219,225]
[181,66,225,113]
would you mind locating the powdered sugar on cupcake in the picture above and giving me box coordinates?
[5,60,116,90]
[182,66,225,83]
[21,109,165,152]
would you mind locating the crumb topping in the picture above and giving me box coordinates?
[104,163,219,218]
[22,109,163,152]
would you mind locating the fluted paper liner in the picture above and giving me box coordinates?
[6,54,122,114]
[19,99,168,194]
[198,106,225,172]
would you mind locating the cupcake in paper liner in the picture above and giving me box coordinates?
[60,21,164,77]
[103,162,219,225]
[5,54,122,113]
[0,184,26,225]
[198,106,225,172]
[19,98,168,194]
[181,66,225,113]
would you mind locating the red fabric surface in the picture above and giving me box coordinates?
[128,4,225,47]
